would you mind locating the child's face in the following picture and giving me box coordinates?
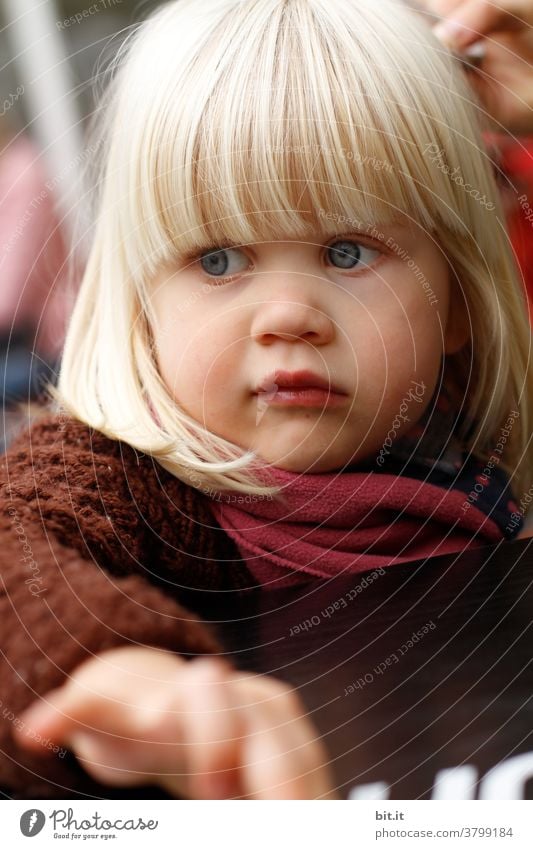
[151,219,466,472]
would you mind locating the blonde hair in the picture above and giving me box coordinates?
[56,0,533,502]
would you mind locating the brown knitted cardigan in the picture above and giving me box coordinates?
[0,413,253,799]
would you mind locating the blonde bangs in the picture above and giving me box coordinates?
[115,0,491,277]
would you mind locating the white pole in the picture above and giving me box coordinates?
[2,0,85,238]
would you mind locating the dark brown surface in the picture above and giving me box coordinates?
[195,537,533,799]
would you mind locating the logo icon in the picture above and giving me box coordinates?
[20,809,46,837]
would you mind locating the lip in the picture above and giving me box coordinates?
[254,369,348,408]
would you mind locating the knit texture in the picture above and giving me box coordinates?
[211,463,505,589]
[0,413,250,799]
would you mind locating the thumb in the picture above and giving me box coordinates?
[433,1,524,49]
[15,689,75,753]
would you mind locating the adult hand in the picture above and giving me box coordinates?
[430,0,533,47]
[422,1,533,134]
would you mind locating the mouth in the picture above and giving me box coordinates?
[253,369,348,410]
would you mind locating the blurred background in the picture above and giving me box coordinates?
[0,0,532,449]
[0,0,161,445]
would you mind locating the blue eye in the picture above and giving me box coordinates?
[326,240,380,270]
[200,247,249,277]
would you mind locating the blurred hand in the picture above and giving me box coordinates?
[429,0,533,46]
[421,0,533,133]
[14,646,336,799]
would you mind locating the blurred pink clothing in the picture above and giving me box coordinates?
[0,136,69,359]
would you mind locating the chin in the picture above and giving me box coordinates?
[263,449,350,475]
[252,423,367,473]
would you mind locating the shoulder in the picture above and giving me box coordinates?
[0,408,246,587]
[0,411,154,564]
[4,408,136,462]
[2,407,189,492]
[3,407,118,460]
[1,410,148,506]
[0,409,180,553]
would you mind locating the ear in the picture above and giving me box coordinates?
[444,280,470,355]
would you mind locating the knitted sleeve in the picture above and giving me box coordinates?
[0,414,225,799]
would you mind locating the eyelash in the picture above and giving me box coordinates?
[184,236,387,282]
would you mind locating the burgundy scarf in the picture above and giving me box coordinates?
[209,465,504,588]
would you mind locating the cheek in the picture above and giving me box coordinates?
[150,280,249,425]
[156,318,241,410]
[350,292,447,422]
[367,278,448,364]
[356,311,441,370]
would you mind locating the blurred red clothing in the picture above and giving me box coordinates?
[0,135,69,359]
[494,136,533,316]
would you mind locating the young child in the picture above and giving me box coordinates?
[1,0,532,800]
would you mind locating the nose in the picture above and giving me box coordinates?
[250,280,335,346]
